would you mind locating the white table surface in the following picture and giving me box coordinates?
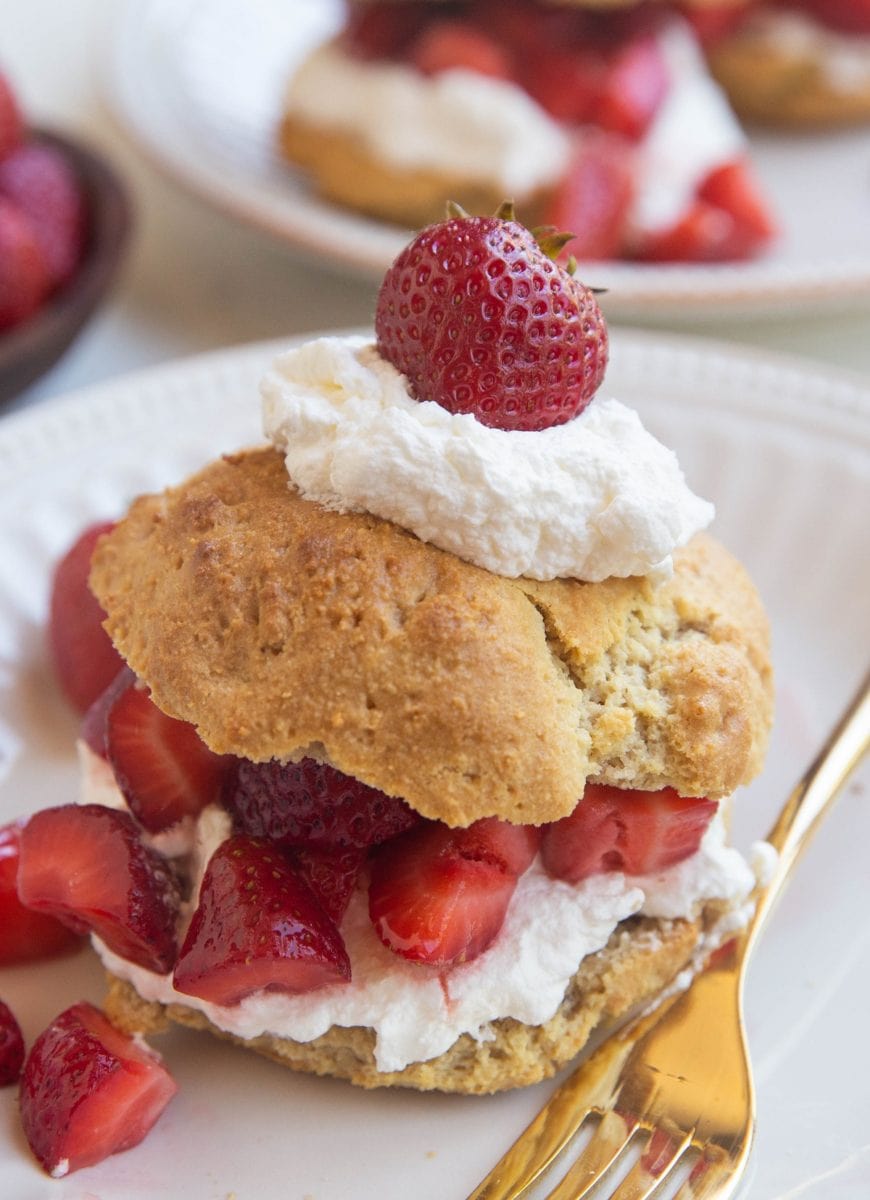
[3,0,870,415]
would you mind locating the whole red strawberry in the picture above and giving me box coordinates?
[375,206,608,432]
[0,70,24,161]
[0,195,49,330]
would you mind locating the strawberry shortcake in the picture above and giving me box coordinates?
[694,0,870,126]
[23,211,773,1095]
[279,0,776,262]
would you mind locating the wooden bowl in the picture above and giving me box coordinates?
[0,129,132,405]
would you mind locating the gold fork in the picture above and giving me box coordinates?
[468,670,870,1200]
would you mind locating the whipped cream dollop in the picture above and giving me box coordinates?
[261,336,713,582]
[87,779,760,1073]
[284,40,571,197]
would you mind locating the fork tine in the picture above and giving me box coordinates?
[542,1123,691,1200]
[537,1109,636,1200]
[670,1146,745,1200]
[466,999,682,1200]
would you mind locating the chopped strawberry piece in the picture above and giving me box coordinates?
[635,200,745,263]
[173,836,351,1005]
[0,142,87,289]
[80,665,136,758]
[224,757,420,850]
[48,520,126,714]
[638,157,776,263]
[698,158,777,246]
[0,71,24,161]
[291,844,366,925]
[541,784,717,883]
[594,35,669,141]
[107,681,231,833]
[343,0,429,60]
[547,133,635,261]
[0,999,25,1086]
[523,46,604,123]
[0,195,50,330]
[17,804,181,973]
[369,817,539,966]
[19,1002,176,1178]
[409,20,513,79]
[476,0,585,58]
[679,5,749,48]
[0,819,84,965]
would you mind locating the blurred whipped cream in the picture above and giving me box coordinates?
[283,40,570,198]
[261,336,713,582]
[629,19,746,235]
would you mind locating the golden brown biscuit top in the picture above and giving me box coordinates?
[91,447,772,826]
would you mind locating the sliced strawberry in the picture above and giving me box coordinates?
[0,141,87,289]
[224,757,420,850]
[342,0,429,60]
[291,844,366,925]
[698,158,777,247]
[547,132,635,261]
[409,20,513,79]
[80,665,136,758]
[594,35,669,140]
[107,681,231,833]
[0,999,25,1086]
[17,804,181,974]
[48,520,126,714]
[173,836,351,1006]
[19,1001,177,1178]
[0,195,50,330]
[368,816,539,966]
[541,784,717,883]
[0,819,84,965]
[0,71,24,161]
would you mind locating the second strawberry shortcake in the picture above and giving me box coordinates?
[279,0,777,263]
[21,210,774,1093]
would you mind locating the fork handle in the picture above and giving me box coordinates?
[746,669,870,954]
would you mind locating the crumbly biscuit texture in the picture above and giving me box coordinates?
[91,447,772,826]
[710,33,870,127]
[103,912,704,1093]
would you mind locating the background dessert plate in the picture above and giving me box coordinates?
[0,330,868,1197]
[104,0,870,322]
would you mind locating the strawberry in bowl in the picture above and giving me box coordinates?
[0,66,130,404]
[19,207,772,1110]
[278,0,776,263]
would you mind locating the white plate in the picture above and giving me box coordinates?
[0,331,868,1199]
[104,0,870,321]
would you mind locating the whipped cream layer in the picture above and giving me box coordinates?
[85,751,759,1073]
[736,10,870,91]
[261,336,713,582]
[284,40,570,197]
